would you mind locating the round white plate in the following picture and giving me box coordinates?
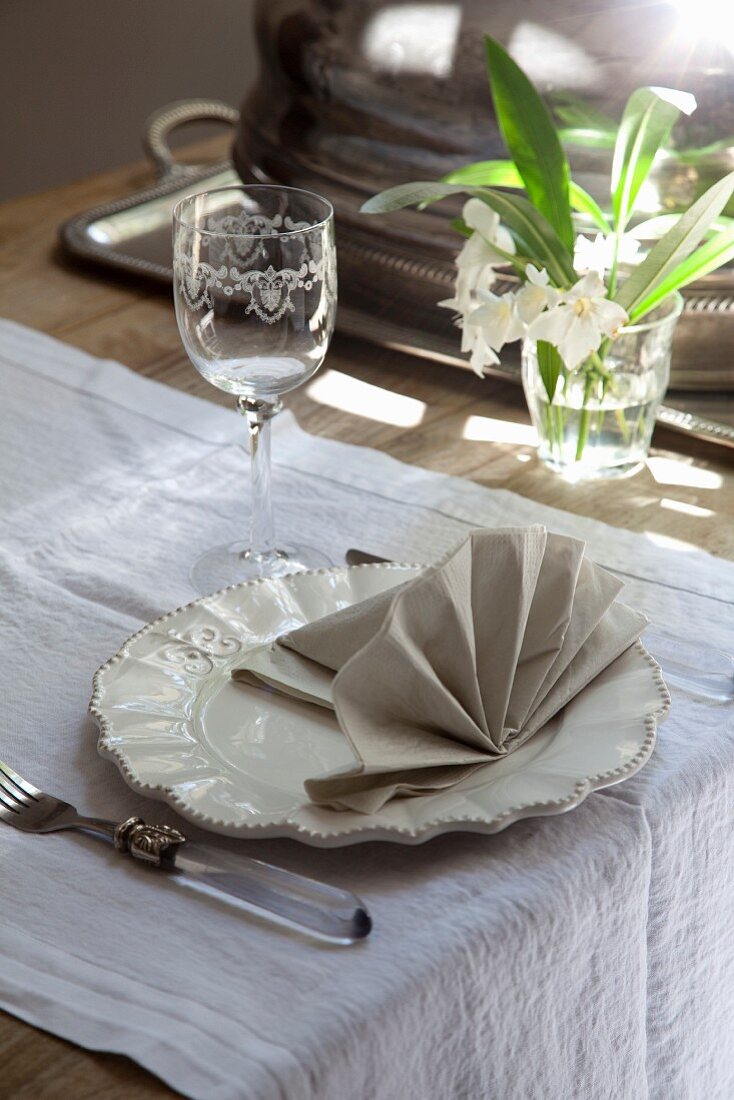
[91,564,670,847]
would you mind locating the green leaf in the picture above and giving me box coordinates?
[448,215,535,275]
[617,170,734,315]
[628,213,683,240]
[672,137,734,165]
[485,36,574,254]
[444,160,611,235]
[630,224,734,320]
[537,340,565,404]
[633,210,730,238]
[361,181,470,214]
[443,160,522,188]
[362,180,577,286]
[477,189,577,287]
[630,213,734,241]
[551,94,617,136]
[568,184,612,235]
[449,216,472,238]
[558,127,617,150]
[611,87,696,234]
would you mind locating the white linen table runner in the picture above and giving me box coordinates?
[0,319,732,1100]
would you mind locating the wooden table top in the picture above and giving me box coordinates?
[0,138,732,1099]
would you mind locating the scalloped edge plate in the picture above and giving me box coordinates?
[91,564,670,846]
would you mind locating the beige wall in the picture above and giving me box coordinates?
[0,0,258,201]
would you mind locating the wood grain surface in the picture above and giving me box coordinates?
[0,137,731,1099]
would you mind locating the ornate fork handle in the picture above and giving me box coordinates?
[114,816,187,868]
[32,812,177,859]
[0,758,370,944]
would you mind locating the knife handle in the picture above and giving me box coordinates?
[170,842,372,944]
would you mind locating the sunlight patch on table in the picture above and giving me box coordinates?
[463,414,537,446]
[660,497,715,519]
[647,456,723,490]
[307,370,426,427]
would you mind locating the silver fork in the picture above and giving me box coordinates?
[0,759,371,944]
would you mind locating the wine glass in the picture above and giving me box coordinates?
[173,184,337,592]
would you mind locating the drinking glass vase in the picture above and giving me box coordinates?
[521,292,683,480]
[173,185,337,592]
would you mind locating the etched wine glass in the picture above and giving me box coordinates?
[173,185,337,592]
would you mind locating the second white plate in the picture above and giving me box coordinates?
[91,564,669,846]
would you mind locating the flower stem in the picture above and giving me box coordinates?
[589,348,612,381]
[608,232,620,300]
[554,403,566,451]
[543,403,556,453]
[615,407,631,443]
[596,375,608,431]
[575,372,595,461]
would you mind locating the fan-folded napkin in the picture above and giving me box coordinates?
[233,526,648,812]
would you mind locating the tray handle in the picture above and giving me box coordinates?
[142,98,240,182]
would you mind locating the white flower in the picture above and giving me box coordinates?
[574,233,640,276]
[468,290,525,353]
[460,320,500,377]
[514,264,560,325]
[461,197,515,254]
[438,199,515,315]
[527,271,629,369]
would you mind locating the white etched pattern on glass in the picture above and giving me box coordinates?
[175,254,325,323]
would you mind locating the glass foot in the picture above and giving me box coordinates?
[541,456,644,482]
[190,541,333,594]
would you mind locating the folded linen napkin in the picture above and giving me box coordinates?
[233,527,649,813]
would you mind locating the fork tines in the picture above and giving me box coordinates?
[0,759,40,815]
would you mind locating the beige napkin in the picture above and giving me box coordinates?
[233,527,648,813]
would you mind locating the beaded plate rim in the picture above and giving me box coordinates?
[90,564,670,847]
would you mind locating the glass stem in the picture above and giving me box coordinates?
[238,396,282,564]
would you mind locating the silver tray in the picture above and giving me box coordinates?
[59,100,734,453]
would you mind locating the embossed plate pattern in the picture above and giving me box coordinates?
[91,565,670,847]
